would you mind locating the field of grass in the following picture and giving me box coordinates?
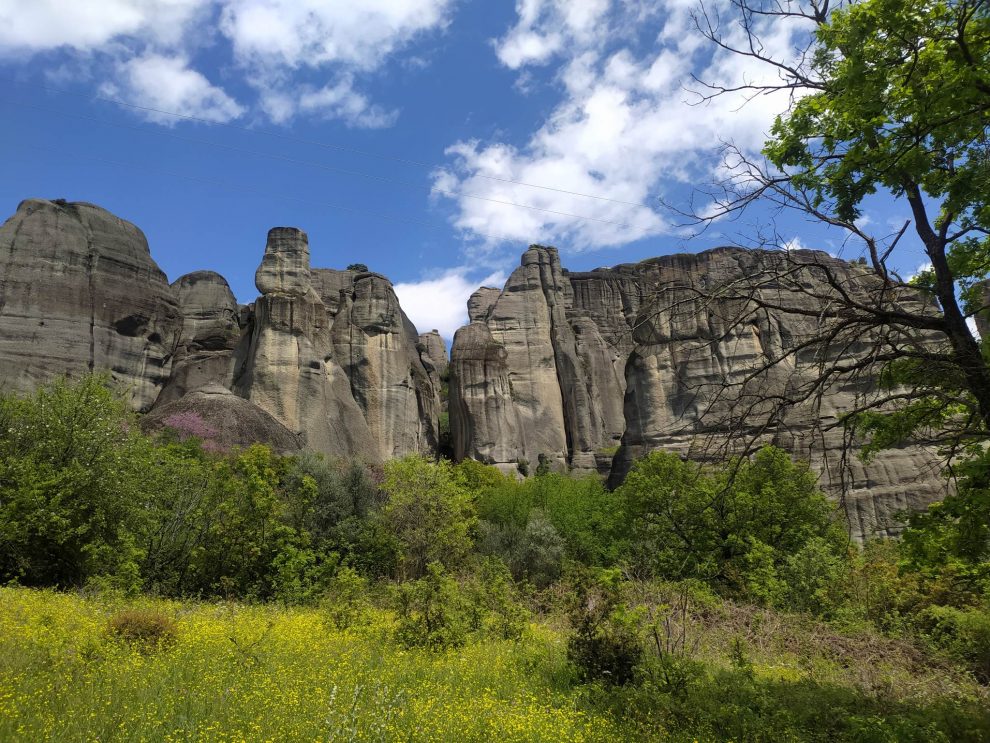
[2,586,989,742]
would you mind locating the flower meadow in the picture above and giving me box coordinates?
[0,588,616,742]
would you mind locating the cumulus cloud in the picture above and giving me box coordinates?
[0,0,452,127]
[0,0,209,53]
[102,54,244,124]
[436,0,813,252]
[394,268,508,341]
[256,77,399,128]
[220,0,452,71]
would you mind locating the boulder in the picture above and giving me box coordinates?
[142,383,302,453]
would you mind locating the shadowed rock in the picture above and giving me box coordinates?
[142,384,302,453]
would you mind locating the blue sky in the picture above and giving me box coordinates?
[0,1,929,340]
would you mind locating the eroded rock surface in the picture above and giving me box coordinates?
[449,245,948,539]
[419,330,448,382]
[233,228,380,458]
[156,271,241,405]
[0,198,181,410]
[0,200,443,462]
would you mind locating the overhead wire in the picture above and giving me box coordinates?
[1,76,657,209]
[0,97,645,229]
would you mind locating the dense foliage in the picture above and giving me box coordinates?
[1,374,989,738]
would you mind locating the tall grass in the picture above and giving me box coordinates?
[1,587,988,741]
[0,587,610,742]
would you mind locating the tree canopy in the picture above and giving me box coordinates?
[679,0,990,465]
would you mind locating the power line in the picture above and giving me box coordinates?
[20,142,537,245]
[1,76,657,209]
[2,98,645,229]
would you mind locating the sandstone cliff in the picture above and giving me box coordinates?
[449,245,947,539]
[0,201,440,462]
[0,199,182,410]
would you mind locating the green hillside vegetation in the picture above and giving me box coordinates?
[1,374,989,740]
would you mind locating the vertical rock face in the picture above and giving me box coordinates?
[605,249,946,539]
[451,246,628,473]
[325,269,440,460]
[418,330,448,381]
[156,270,241,405]
[0,200,442,462]
[234,228,381,459]
[449,245,948,539]
[0,199,181,410]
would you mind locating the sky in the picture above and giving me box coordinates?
[0,0,930,342]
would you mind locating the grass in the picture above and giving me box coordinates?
[1,586,988,741]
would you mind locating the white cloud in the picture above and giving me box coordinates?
[220,0,453,71]
[494,0,611,69]
[437,0,814,252]
[394,268,508,341]
[297,78,398,129]
[102,54,244,124]
[0,0,452,127]
[0,0,209,53]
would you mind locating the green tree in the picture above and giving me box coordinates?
[619,446,842,596]
[684,0,990,457]
[379,456,476,579]
[0,375,152,589]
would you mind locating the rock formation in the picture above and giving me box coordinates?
[232,228,378,459]
[0,198,181,410]
[317,267,440,460]
[0,201,440,463]
[156,270,241,405]
[418,330,448,383]
[0,198,952,538]
[141,384,302,453]
[449,245,947,539]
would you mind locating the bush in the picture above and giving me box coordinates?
[107,608,177,650]
[0,375,153,589]
[476,511,565,588]
[619,446,844,603]
[394,562,471,650]
[380,457,476,579]
[566,568,642,684]
[321,566,370,629]
[923,603,990,682]
[465,558,530,641]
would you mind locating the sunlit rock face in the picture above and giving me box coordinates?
[0,202,441,463]
[233,229,439,461]
[449,245,947,540]
[0,198,181,410]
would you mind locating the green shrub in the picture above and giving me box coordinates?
[476,511,565,588]
[0,375,153,589]
[380,457,476,579]
[465,558,530,641]
[923,603,990,682]
[394,562,471,649]
[566,568,642,684]
[619,446,843,603]
[320,566,370,629]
